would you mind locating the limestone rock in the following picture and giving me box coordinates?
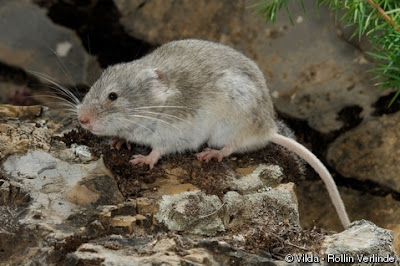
[155,191,225,236]
[64,236,273,266]
[2,151,123,223]
[224,183,300,230]
[322,220,399,265]
[0,0,101,85]
[64,239,182,266]
[0,104,42,119]
[0,105,51,160]
[327,113,400,193]
[231,164,284,193]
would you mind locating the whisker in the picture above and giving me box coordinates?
[118,117,155,134]
[30,71,79,103]
[127,114,182,132]
[132,105,213,116]
[28,71,80,105]
[46,105,77,117]
[34,94,78,109]
[47,46,83,97]
[132,105,196,111]
[33,92,78,116]
[49,47,76,87]
[29,73,79,106]
[131,110,192,125]
[34,88,77,101]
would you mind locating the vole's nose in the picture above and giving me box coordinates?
[78,114,91,125]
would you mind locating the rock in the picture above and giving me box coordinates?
[65,236,267,265]
[2,151,123,223]
[387,224,400,255]
[336,16,374,55]
[0,180,31,206]
[196,239,276,265]
[231,164,284,193]
[0,105,398,265]
[224,183,300,230]
[259,1,384,134]
[0,105,51,160]
[114,0,243,45]
[135,197,160,216]
[155,191,225,236]
[327,113,400,193]
[154,172,299,236]
[114,0,384,133]
[0,0,101,85]
[145,174,200,196]
[0,82,33,105]
[0,104,42,119]
[65,238,182,266]
[297,179,400,232]
[322,220,398,265]
[70,143,94,162]
[98,201,152,235]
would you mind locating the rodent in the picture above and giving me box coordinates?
[77,39,350,228]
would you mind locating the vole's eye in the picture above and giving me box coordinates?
[108,92,118,101]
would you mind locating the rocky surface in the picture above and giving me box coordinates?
[1,105,398,265]
[297,179,400,233]
[0,0,101,85]
[327,113,400,193]
[322,220,398,265]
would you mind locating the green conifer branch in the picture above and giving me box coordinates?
[253,0,400,106]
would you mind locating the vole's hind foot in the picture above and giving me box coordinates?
[196,145,233,163]
[110,138,131,150]
[129,149,161,169]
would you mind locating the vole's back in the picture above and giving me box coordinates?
[142,40,259,76]
[139,39,276,127]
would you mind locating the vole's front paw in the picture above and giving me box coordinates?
[110,138,131,150]
[130,150,161,169]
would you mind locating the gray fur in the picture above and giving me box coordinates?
[77,39,277,154]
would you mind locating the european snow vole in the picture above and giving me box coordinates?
[77,39,350,227]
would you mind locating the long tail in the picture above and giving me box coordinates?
[270,133,350,228]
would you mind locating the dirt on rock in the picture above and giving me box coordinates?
[58,127,306,198]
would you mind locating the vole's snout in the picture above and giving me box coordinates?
[78,117,89,125]
[78,113,91,126]
[77,107,100,133]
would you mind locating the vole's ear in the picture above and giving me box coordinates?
[140,69,169,86]
[154,69,169,87]
[141,69,172,101]
[140,68,169,90]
